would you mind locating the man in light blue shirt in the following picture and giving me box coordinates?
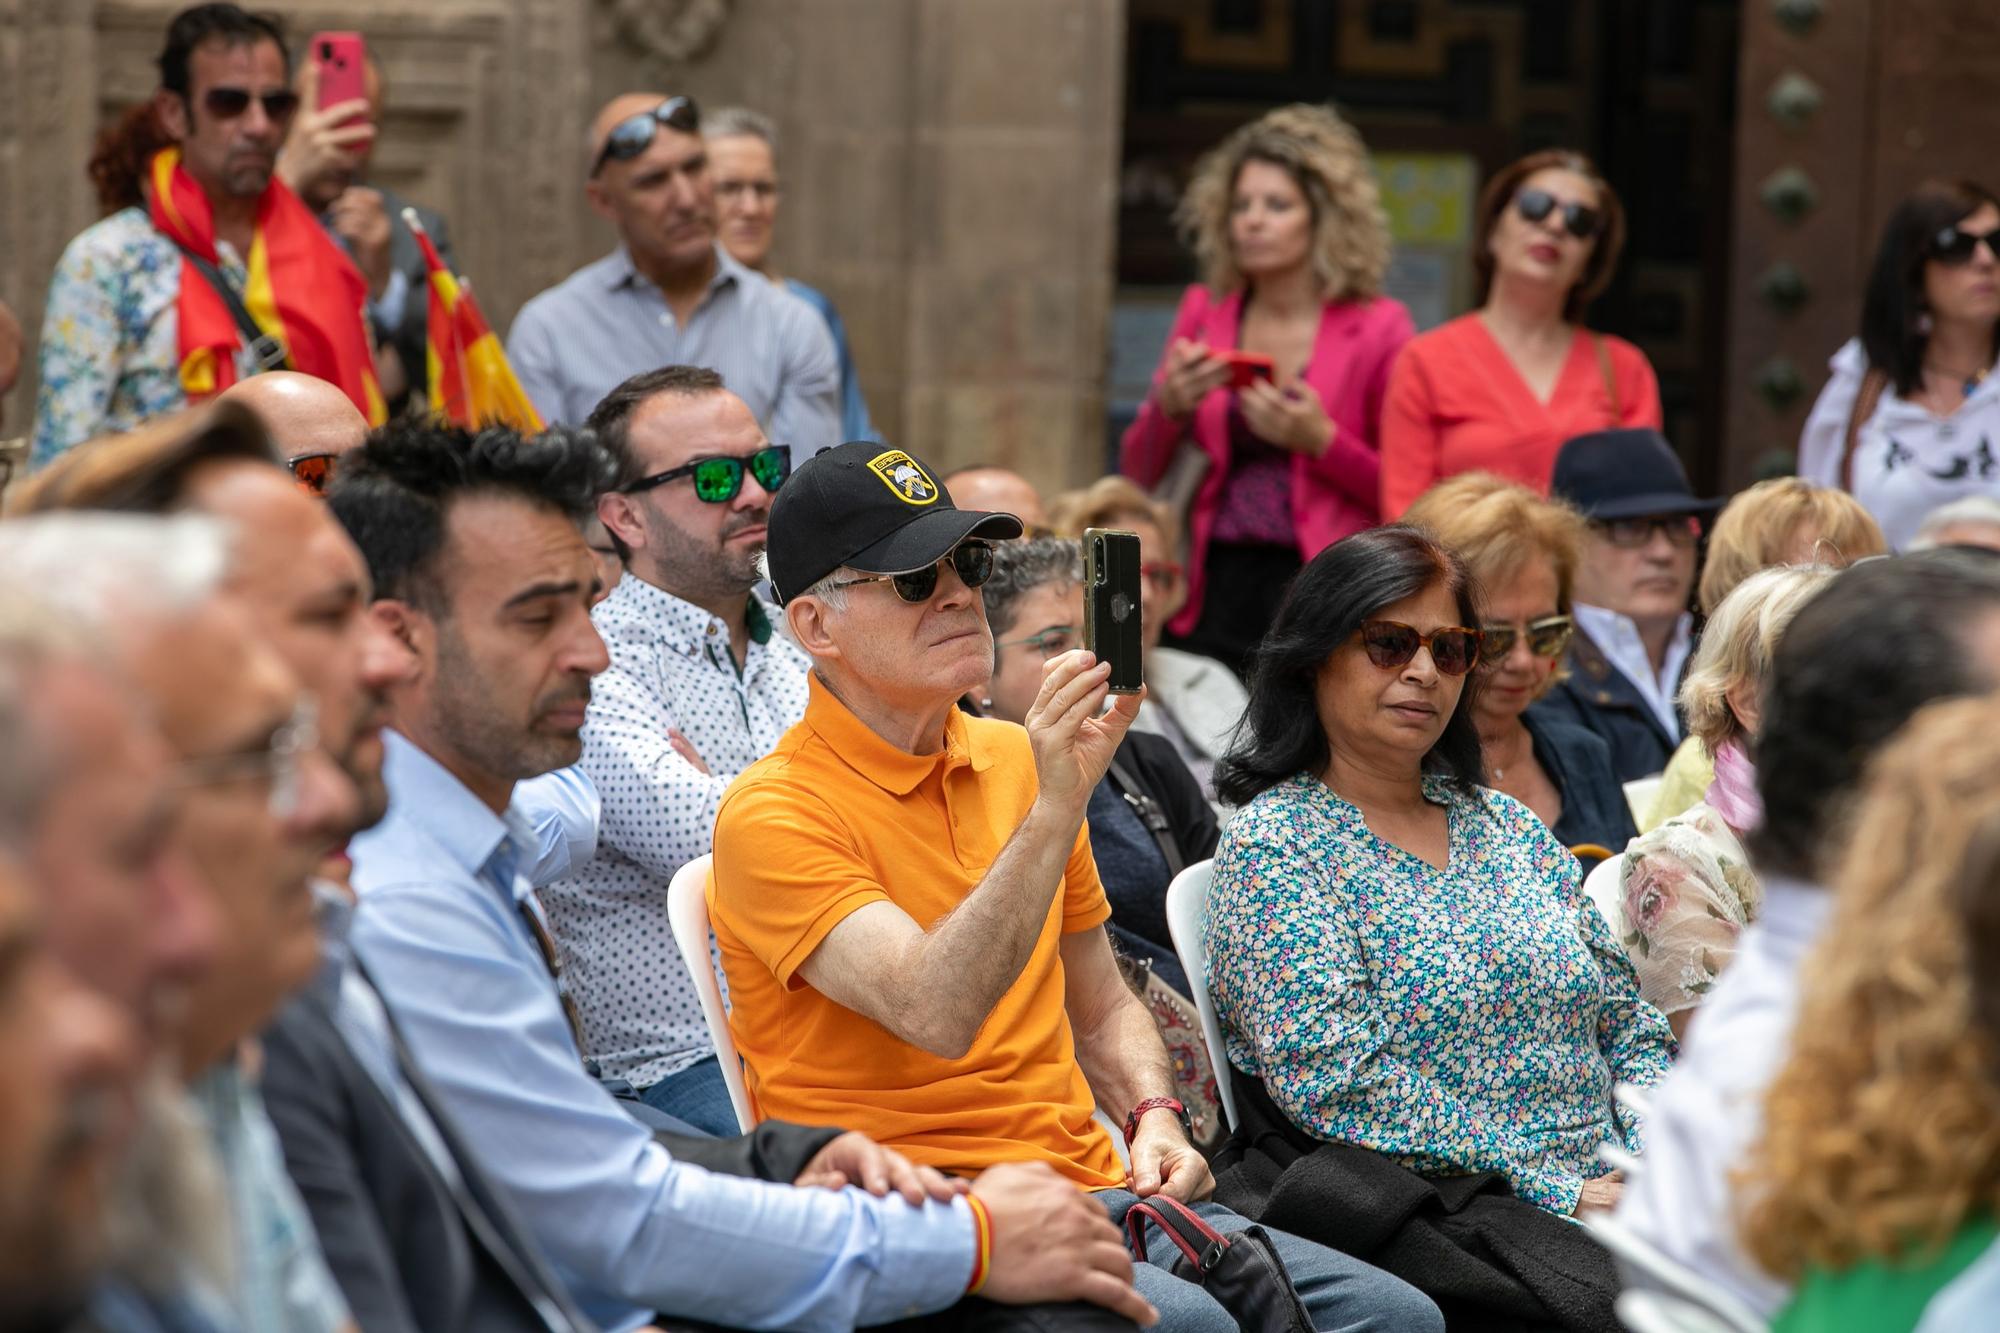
[330,417,1158,1332]
[506,93,840,448]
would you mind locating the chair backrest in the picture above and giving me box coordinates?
[1584,1214,1768,1333]
[665,854,756,1132]
[1163,858,1236,1129]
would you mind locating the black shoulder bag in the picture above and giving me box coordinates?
[170,242,292,373]
[1125,1196,1314,1331]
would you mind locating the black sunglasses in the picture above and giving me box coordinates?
[1514,187,1603,242]
[1596,514,1703,549]
[591,96,700,176]
[622,445,789,503]
[1932,224,2000,267]
[1478,615,1575,663]
[201,86,301,122]
[1356,620,1483,676]
[828,541,995,604]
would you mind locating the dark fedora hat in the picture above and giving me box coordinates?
[1550,428,1723,521]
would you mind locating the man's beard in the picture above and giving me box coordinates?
[636,505,767,601]
[92,1066,235,1308]
[433,624,590,784]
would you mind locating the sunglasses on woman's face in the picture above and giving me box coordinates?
[828,540,996,604]
[1478,614,1574,663]
[201,87,301,122]
[1355,620,1483,676]
[1513,187,1603,242]
[290,452,337,497]
[591,95,700,176]
[1931,224,2000,267]
[621,445,790,504]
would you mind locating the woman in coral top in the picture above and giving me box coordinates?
[1379,150,1662,519]
[1121,104,1414,675]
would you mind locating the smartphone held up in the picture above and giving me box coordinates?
[1083,528,1145,695]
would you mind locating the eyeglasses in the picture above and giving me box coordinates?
[1931,224,2000,267]
[716,179,780,203]
[591,96,700,176]
[290,452,337,497]
[176,696,319,820]
[1355,620,1483,676]
[1596,514,1703,549]
[1513,187,1603,241]
[1478,614,1574,662]
[1140,559,1184,591]
[622,445,790,503]
[828,540,996,604]
[996,624,1078,659]
[201,87,302,122]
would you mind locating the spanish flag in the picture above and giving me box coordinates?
[146,147,387,425]
[406,211,543,433]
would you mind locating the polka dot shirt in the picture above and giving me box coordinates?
[542,575,811,1089]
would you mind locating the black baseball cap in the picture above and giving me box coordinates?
[766,442,1024,604]
[1550,428,1724,521]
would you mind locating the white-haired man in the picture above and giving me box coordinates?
[711,442,1444,1333]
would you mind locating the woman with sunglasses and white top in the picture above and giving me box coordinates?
[1202,525,1672,1229]
[1798,179,2000,550]
[1379,150,1662,518]
[1403,473,1636,858]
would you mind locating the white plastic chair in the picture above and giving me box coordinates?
[1163,858,1236,1129]
[665,854,756,1133]
[1583,1213,1767,1333]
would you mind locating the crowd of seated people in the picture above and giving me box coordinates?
[10,7,2000,1332]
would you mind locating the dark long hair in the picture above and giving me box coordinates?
[1860,178,2000,397]
[1215,526,1486,808]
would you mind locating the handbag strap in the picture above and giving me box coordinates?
[1839,367,1892,492]
[1593,333,1620,419]
[171,239,293,373]
[1124,1197,1229,1275]
[1105,754,1185,878]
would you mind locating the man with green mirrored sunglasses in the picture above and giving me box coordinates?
[514,365,815,1136]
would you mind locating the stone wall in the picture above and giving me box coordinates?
[0,0,1125,496]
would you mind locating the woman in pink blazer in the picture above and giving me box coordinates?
[1121,104,1413,674]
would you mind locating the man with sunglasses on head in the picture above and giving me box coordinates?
[32,4,383,467]
[707,442,1443,1333]
[504,94,840,451]
[516,366,811,1135]
[1528,427,1723,783]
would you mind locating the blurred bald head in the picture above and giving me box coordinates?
[218,372,368,462]
[943,466,1046,528]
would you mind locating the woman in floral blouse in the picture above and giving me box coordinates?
[1588,564,1835,1032]
[1203,526,1674,1216]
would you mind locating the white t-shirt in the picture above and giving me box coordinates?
[1798,337,2000,549]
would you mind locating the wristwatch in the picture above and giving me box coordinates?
[1123,1096,1192,1144]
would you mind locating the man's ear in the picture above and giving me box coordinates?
[598,491,645,554]
[368,598,433,672]
[153,89,189,143]
[584,175,618,225]
[786,596,840,661]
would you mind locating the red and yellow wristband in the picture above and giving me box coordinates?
[964,1193,994,1295]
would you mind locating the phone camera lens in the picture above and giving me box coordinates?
[319,41,333,58]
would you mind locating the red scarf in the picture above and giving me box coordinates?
[145,147,385,423]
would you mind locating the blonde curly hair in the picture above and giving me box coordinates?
[1176,104,1390,302]
[1676,564,1836,756]
[1736,693,2000,1279]
[1697,478,1886,616]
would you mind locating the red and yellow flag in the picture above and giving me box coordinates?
[406,213,543,433]
[146,147,386,425]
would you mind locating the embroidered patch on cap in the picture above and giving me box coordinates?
[866,450,938,505]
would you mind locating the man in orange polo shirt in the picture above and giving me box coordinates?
[710,442,1442,1333]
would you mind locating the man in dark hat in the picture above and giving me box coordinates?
[1530,427,1723,783]
[708,442,1444,1333]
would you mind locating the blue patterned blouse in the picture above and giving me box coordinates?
[1203,772,1674,1213]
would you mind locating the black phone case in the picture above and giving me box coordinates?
[1084,528,1145,694]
